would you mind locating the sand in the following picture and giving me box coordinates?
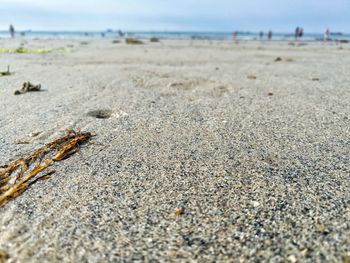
[0,38,349,262]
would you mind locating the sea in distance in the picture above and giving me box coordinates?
[0,30,349,41]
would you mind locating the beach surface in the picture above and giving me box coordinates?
[0,38,349,262]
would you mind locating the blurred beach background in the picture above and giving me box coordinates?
[0,0,349,41]
[0,30,350,41]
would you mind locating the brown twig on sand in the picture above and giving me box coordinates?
[0,130,92,207]
[247,75,257,80]
[15,140,31,145]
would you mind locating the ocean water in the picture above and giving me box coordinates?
[0,30,349,41]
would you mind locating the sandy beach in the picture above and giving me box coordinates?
[0,38,349,262]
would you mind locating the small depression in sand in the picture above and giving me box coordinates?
[87,109,113,119]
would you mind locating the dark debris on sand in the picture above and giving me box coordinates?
[14,82,41,95]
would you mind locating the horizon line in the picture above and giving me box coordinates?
[0,29,349,35]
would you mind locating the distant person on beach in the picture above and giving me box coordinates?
[295,27,304,40]
[299,28,304,39]
[118,30,125,37]
[232,31,238,40]
[295,27,300,40]
[259,31,264,40]
[9,24,15,38]
[268,30,272,40]
[324,28,330,41]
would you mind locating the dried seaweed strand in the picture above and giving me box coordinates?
[0,130,92,207]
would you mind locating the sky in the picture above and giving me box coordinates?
[0,0,349,33]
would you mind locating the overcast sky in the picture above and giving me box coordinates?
[0,0,349,33]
